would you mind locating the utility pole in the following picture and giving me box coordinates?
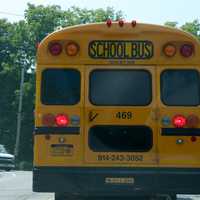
[14,66,25,162]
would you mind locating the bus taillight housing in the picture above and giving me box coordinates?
[65,42,79,56]
[42,114,55,126]
[49,42,62,56]
[187,115,199,128]
[163,43,176,57]
[173,115,186,128]
[180,44,194,57]
[55,114,69,127]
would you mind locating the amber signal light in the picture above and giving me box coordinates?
[65,42,79,56]
[163,43,176,57]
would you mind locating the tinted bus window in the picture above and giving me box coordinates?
[41,69,80,105]
[161,69,200,106]
[90,70,152,106]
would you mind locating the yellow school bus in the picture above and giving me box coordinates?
[33,21,200,200]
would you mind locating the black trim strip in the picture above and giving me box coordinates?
[162,128,200,136]
[34,127,80,135]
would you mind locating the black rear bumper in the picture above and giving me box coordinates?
[33,167,200,196]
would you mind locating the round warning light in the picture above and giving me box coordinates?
[55,114,69,127]
[163,43,176,57]
[172,115,186,128]
[49,42,62,56]
[65,42,79,56]
[180,44,194,57]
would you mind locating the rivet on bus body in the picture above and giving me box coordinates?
[59,137,66,143]
[176,138,184,145]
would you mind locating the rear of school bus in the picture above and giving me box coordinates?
[33,22,200,199]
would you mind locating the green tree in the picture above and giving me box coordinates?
[181,19,200,39]
[0,4,124,163]
[164,21,178,28]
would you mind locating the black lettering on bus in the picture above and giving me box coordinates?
[116,43,124,58]
[96,42,104,57]
[144,43,152,58]
[131,43,138,58]
[89,42,97,58]
[103,42,109,58]
[110,42,117,58]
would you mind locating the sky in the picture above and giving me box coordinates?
[0,0,200,25]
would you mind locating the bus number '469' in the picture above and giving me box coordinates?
[116,112,133,119]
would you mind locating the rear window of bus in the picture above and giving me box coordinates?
[41,68,80,105]
[161,69,200,106]
[89,69,152,106]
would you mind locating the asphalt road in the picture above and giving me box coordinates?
[0,171,53,200]
[0,171,199,200]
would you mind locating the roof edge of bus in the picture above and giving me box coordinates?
[39,22,200,46]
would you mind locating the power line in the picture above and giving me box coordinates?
[0,11,23,17]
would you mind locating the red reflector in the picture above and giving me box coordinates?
[173,115,186,128]
[42,114,55,127]
[180,44,193,57]
[55,114,69,127]
[106,19,112,27]
[49,42,62,56]
[187,115,199,128]
[191,136,197,142]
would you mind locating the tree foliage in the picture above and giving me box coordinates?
[164,21,178,28]
[0,4,123,162]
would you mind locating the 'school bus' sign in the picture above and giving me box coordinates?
[88,40,154,59]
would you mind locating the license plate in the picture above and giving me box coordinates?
[50,144,73,156]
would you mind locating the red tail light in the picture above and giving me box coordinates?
[49,42,62,56]
[42,114,55,127]
[55,114,69,127]
[173,115,186,128]
[180,44,193,57]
